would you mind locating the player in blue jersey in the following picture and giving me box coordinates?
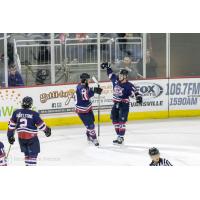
[7,96,51,166]
[0,141,7,166]
[75,73,103,146]
[101,62,142,144]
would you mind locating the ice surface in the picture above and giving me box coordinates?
[1,117,200,166]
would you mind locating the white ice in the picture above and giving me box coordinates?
[1,117,200,166]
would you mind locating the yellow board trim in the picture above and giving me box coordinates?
[1,109,200,130]
[169,110,200,117]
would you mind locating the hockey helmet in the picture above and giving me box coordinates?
[149,147,160,156]
[119,69,129,76]
[22,96,33,109]
[118,69,128,81]
[80,73,90,80]
[80,73,90,84]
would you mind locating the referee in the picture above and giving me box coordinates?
[149,147,173,166]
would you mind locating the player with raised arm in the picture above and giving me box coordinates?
[75,73,103,146]
[101,62,142,145]
[0,141,7,166]
[7,96,51,166]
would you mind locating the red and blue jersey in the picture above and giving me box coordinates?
[107,68,139,103]
[0,141,7,166]
[7,109,47,140]
[75,84,94,113]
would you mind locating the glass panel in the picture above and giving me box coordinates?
[0,33,5,88]
[62,33,99,83]
[5,33,168,86]
[171,33,200,77]
[6,33,51,86]
[101,33,143,81]
[144,33,166,79]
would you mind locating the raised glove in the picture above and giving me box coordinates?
[101,62,111,69]
[94,87,103,95]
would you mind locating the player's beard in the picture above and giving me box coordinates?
[119,75,127,83]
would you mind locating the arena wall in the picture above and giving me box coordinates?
[0,77,200,130]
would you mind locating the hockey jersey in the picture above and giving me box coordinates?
[8,109,47,140]
[149,158,173,166]
[107,68,140,103]
[75,83,94,113]
[0,141,7,166]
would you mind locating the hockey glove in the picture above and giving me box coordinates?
[44,126,51,137]
[101,62,111,69]
[94,87,103,95]
[136,95,143,105]
[8,136,15,145]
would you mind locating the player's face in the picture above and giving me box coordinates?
[119,74,124,81]
[119,74,127,82]
[151,154,160,163]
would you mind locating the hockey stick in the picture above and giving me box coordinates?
[6,120,17,160]
[6,144,12,160]
[92,76,101,138]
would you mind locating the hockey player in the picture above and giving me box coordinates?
[101,62,142,144]
[149,147,173,166]
[75,73,103,146]
[7,96,51,166]
[0,141,7,166]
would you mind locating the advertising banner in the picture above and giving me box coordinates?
[167,78,200,110]
[0,78,200,122]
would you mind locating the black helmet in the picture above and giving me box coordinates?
[149,147,159,156]
[80,73,90,80]
[119,69,129,76]
[80,73,90,84]
[22,96,33,109]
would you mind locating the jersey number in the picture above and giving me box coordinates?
[19,118,28,128]
[81,89,89,100]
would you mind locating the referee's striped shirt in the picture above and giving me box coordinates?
[149,158,173,166]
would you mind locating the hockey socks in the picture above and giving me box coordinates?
[113,122,120,135]
[25,155,37,166]
[113,122,126,144]
[118,122,126,137]
[86,129,99,146]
